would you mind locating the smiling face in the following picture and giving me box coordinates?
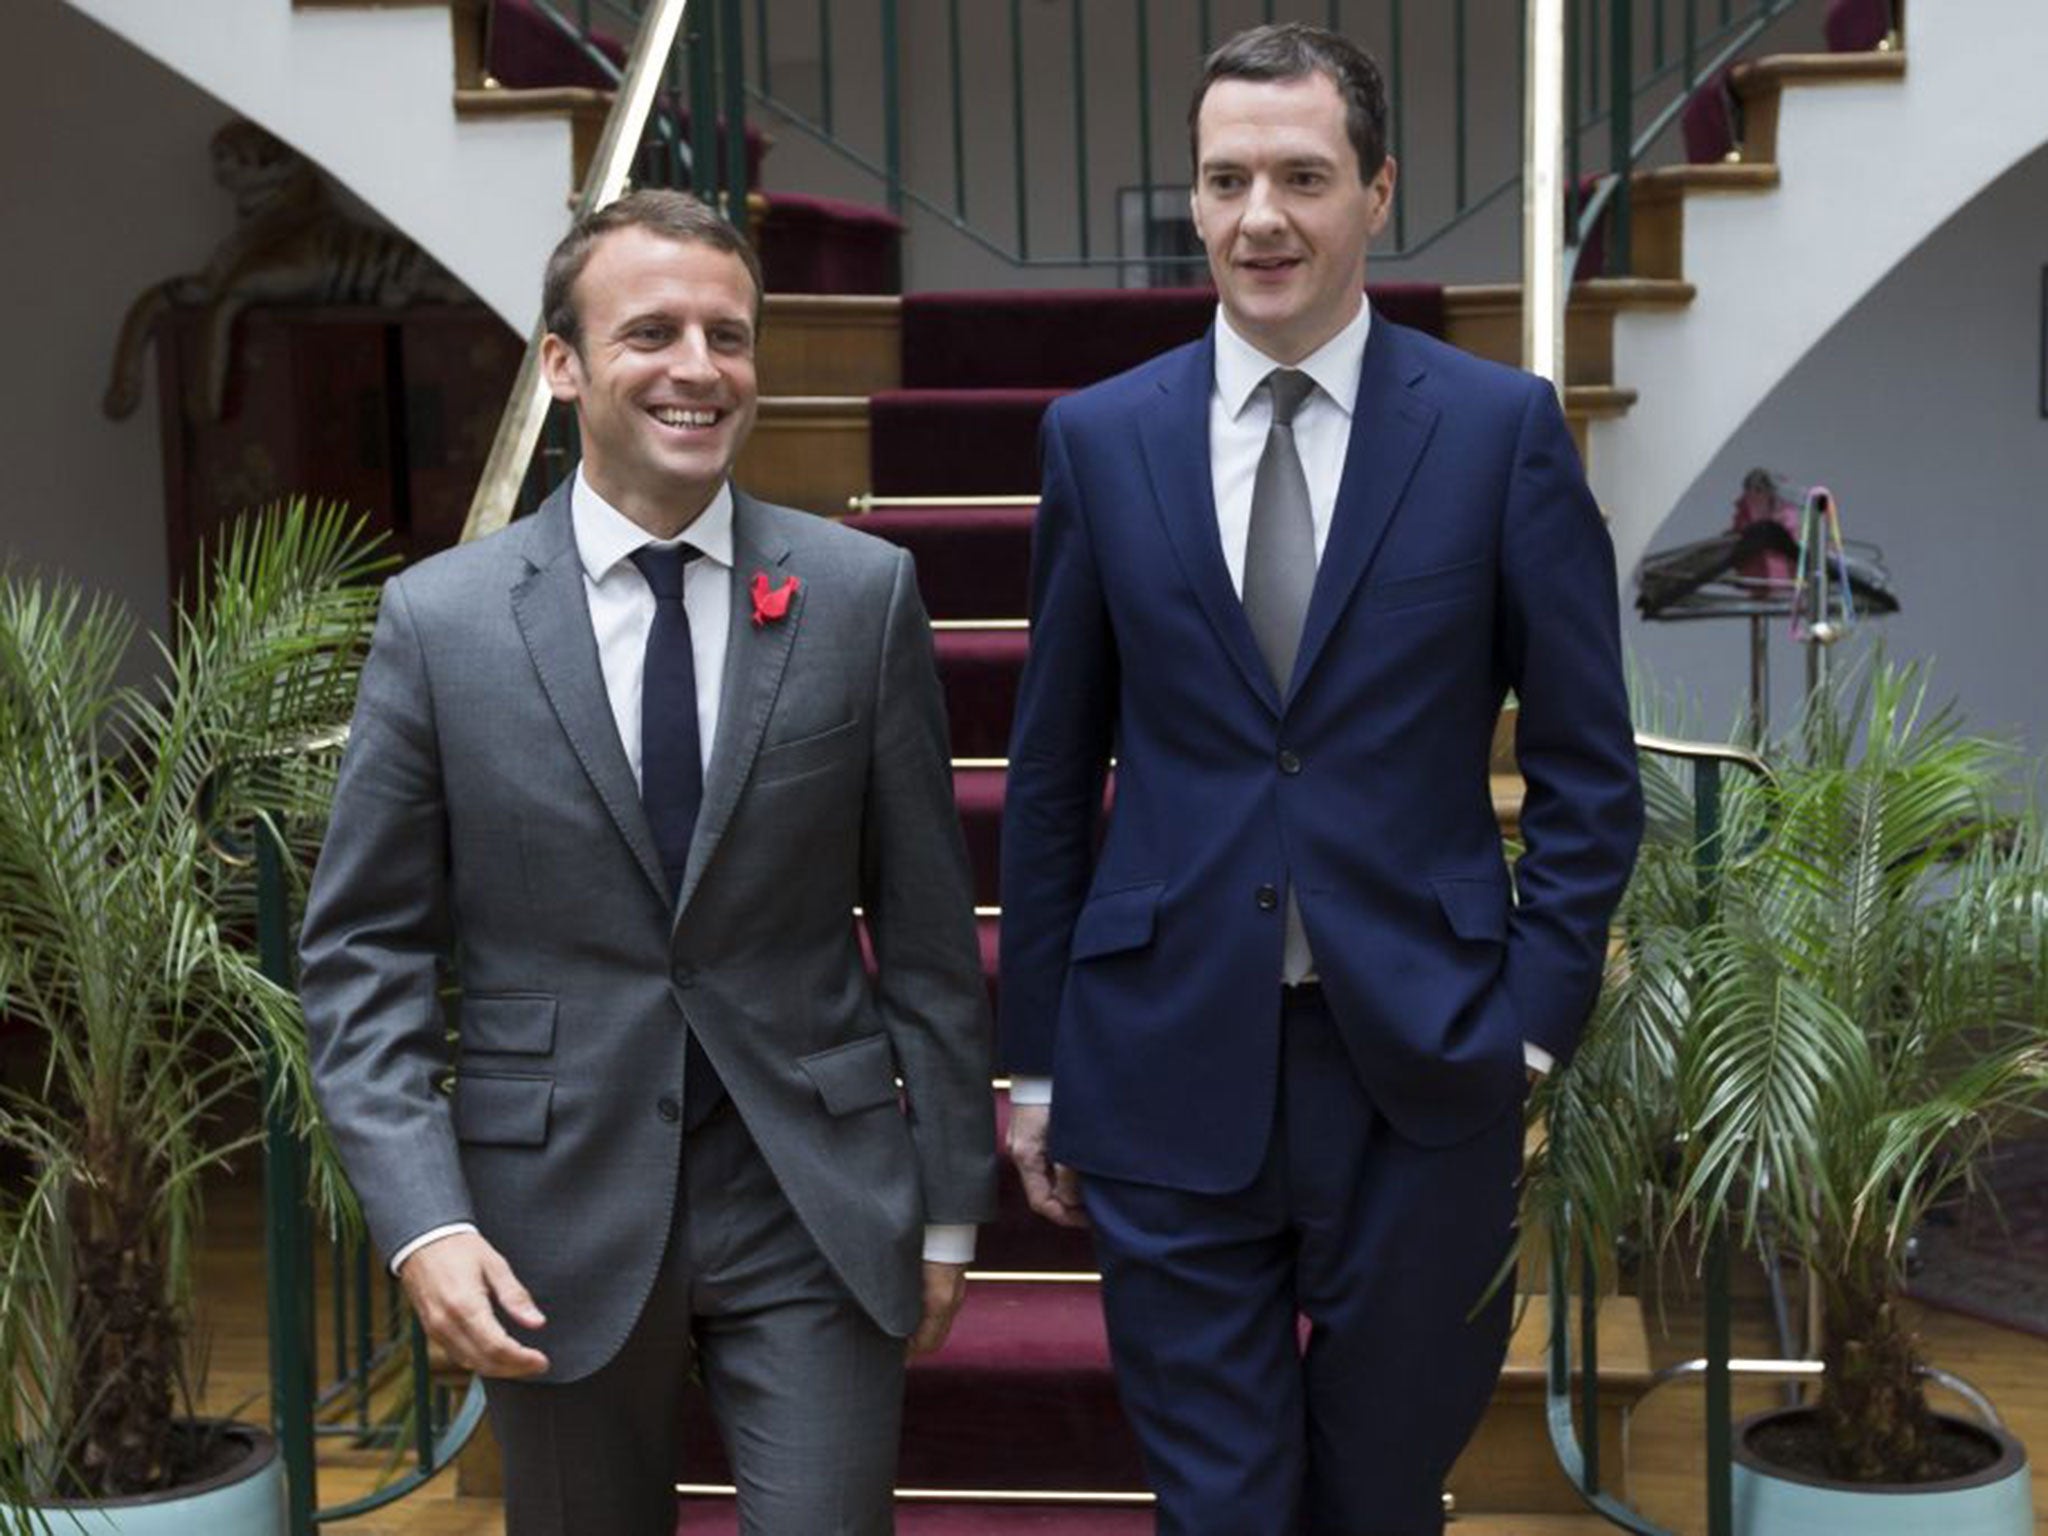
[541,226,760,537]
[1190,70,1395,364]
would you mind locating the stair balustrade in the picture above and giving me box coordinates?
[508,0,1852,281]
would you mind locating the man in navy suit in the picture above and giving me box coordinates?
[999,23,1642,1534]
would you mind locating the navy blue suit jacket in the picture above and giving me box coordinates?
[999,317,1643,1192]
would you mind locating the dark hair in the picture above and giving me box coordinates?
[541,190,764,352]
[1188,22,1389,184]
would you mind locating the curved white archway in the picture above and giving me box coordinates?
[1590,0,2048,586]
[65,0,572,331]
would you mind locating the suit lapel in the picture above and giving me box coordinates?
[675,491,800,919]
[1137,335,1282,716]
[1289,320,1439,700]
[509,486,671,906]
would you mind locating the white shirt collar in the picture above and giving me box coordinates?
[570,466,736,582]
[1213,296,1373,422]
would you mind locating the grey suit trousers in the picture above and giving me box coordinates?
[483,1102,905,1536]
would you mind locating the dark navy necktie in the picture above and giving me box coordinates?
[630,543,725,1126]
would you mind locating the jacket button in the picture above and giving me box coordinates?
[656,1097,681,1123]
[1256,884,1280,911]
[1278,750,1302,775]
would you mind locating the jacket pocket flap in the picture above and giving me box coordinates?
[452,1073,553,1146]
[460,993,557,1055]
[799,1034,901,1116]
[1070,882,1165,961]
[1431,874,1511,943]
[1366,557,1489,612]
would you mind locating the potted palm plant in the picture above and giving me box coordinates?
[1525,664,2048,1533]
[0,503,383,1533]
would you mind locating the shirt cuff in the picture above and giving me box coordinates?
[1006,1076,1053,1106]
[922,1224,976,1264]
[389,1222,479,1276]
[1523,1042,1555,1077]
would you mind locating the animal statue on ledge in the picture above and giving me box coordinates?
[103,119,472,424]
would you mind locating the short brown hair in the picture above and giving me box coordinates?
[1189,22,1390,184]
[541,190,764,352]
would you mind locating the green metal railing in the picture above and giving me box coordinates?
[1566,0,1833,278]
[509,0,1841,282]
[209,770,485,1536]
[1540,734,1773,1536]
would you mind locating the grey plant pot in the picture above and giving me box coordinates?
[1733,1406,2032,1535]
[3,1420,286,1536]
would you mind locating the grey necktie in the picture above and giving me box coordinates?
[1241,367,1318,983]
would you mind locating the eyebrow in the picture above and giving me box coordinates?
[1200,151,1341,175]
[611,309,754,337]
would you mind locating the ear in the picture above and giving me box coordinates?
[1189,184,1210,250]
[540,333,582,404]
[1366,156,1398,240]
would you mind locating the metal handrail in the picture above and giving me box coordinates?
[847,494,1040,514]
[1543,728,1773,1536]
[195,728,482,1536]
[460,0,693,543]
[1568,0,1817,278]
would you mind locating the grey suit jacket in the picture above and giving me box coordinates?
[299,481,997,1383]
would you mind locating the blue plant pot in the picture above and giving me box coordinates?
[1733,1407,2032,1535]
[5,1420,286,1536]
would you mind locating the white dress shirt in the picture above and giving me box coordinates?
[1010,299,1548,1109]
[395,470,975,1271]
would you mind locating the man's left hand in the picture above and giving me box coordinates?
[907,1261,969,1357]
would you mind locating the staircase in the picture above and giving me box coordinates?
[66,1,2048,1528]
[1588,0,2048,582]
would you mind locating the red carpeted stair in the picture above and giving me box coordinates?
[756,192,905,295]
[854,506,1034,621]
[670,267,1579,1531]
[932,628,1029,760]
[870,390,1062,497]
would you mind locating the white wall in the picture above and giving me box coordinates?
[1624,138,2048,758]
[0,0,241,646]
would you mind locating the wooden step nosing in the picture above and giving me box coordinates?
[1733,50,1908,95]
[453,85,612,119]
[764,294,903,318]
[1632,163,1781,202]
[1446,279,1696,316]
[1563,385,1637,416]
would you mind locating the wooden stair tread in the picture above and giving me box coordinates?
[765,294,902,319]
[1734,49,1908,95]
[453,84,610,116]
[1446,277,1695,314]
[1633,161,1781,202]
[1500,1294,1654,1387]
[1562,384,1636,417]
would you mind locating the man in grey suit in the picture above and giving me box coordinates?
[299,190,997,1535]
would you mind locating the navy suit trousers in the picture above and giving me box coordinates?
[1082,990,1523,1536]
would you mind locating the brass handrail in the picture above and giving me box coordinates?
[1545,730,1777,1536]
[1521,0,1567,385]
[1631,730,1775,785]
[459,0,693,544]
[847,493,1041,514]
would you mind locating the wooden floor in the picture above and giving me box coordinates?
[191,1176,2048,1533]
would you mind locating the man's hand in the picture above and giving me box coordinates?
[907,1261,969,1357]
[1007,1102,1089,1228]
[398,1231,551,1378]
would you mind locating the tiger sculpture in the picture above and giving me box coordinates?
[104,119,473,423]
